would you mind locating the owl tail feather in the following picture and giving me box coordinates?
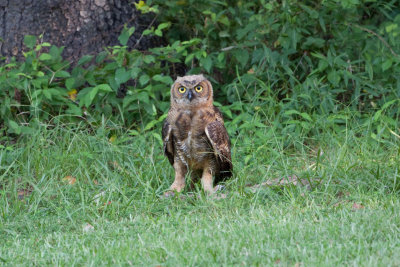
[214,163,232,184]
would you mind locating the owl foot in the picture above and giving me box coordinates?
[162,190,176,198]
[214,184,225,192]
[211,193,227,200]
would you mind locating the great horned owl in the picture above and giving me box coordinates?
[162,74,232,195]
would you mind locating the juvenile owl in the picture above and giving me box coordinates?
[162,74,232,195]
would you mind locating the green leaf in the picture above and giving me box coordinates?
[55,70,70,78]
[123,95,138,109]
[311,52,326,60]
[373,109,383,122]
[96,51,108,63]
[382,59,392,71]
[327,70,340,86]
[143,29,153,36]
[221,108,232,119]
[158,113,168,122]
[95,84,113,92]
[144,119,160,131]
[154,23,171,37]
[284,110,301,116]
[218,31,230,38]
[319,16,326,32]
[49,45,63,60]
[251,49,264,64]
[253,121,267,128]
[43,90,53,100]
[115,67,131,85]
[152,132,163,145]
[244,155,252,165]
[318,60,328,71]
[185,53,195,65]
[36,71,45,77]
[66,78,75,90]
[39,53,52,61]
[300,112,313,122]
[385,23,398,33]
[88,87,100,104]
[103,62,118,71]
[108,77,119,91]
[77,55,94,66]
[381,99,397,110]
[131,67,141,79]
[152,74,173,85]
[155,29,163,37]
[200,57,212,73]
[143,55,156,64]
[300,121,312,130]
[143,103,156,115]
[31,89,43,98]
[372,99,398,122]
[218,16,230,26]
[65,104,82,116]
[157,22,171,31]
[137,91,150,103]
[8,120,21,135]
[366,62,373,80]
[118,26,136,46]
[128,130,140,136]
[217,52,225,63]
[24,35,37,49]
[302,37,325,49]
[139,74,150,86]
[85,84,113,105]
[20,126,35,135]
[233,49,249,67]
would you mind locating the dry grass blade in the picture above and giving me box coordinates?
[62,176,77,185]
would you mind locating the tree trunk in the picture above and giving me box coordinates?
[0,0,156,63]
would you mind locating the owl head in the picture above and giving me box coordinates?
[170,74,213,107]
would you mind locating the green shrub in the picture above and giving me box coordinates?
[0,29,196,135]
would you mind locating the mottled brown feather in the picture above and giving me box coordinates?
[205,120,232,183]
[162,120,174,165]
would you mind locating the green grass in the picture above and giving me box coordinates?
[0,121,399,266]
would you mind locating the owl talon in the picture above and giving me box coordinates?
[214,184,225,192]
[162,191,176,198]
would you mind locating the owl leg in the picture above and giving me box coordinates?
[169,161,187,193]
[201,166,214,194]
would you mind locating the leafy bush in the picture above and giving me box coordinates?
[150,0,400,134]
[0,30,194,136]
[0,0,399,141]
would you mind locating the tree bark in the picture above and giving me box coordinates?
[0,0,156,63]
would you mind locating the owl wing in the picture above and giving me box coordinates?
[162,120,174,165]
[205,120,232,183]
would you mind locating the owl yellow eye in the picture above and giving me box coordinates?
[178,86,186,93]
[194,85,203,92]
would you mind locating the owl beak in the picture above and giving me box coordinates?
[187,90,194,101]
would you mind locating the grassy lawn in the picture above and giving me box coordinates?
[0,123,399,266]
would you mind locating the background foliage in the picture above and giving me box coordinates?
[0,0,399,141]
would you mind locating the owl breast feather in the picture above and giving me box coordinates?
[173,112,214,169]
